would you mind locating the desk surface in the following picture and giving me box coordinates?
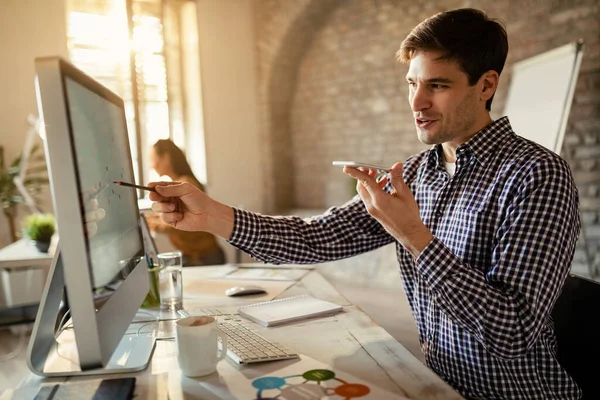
[0,239,53,269]
[8,265,463,400]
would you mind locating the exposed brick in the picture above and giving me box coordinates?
[570,103,600,119]
[578,158,599,171]
[574,89,600,105]
[549,6,596,24]
[573,145,600,159]
[581,55,600,74]
[564,133,581,146]
[589,71,600,88]
[574,171,600,184]
[581,211,599,225]
[582,131,600,145]
[256,0,600,270]
[573,117,600,133]
[581,197,600,211]
[586,224,600,240]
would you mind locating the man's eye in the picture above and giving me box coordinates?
[431,84,446,89]
[408,82,417,88]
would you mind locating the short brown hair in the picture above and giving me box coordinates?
[397,8,508,111]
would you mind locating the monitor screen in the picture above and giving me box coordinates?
[64,77,143,290]
[30,57,155,375]
[139,213,158,261]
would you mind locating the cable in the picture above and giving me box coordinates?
[54,309,72,340]
[136,321,158,336]
[55,340,77,364]
[136,320,175,340]
[52,309,171,363]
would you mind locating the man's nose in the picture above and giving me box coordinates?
[410,85,431,112]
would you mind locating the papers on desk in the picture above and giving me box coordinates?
[168,354,410,399]
[231,263,315,270]
[184,264,238,279]
[224,267,310,281]
[237,295,343,327]
[3,355,410,400]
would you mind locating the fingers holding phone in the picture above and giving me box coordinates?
[332,161,391,173]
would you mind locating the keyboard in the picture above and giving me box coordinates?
[178,308,299,365]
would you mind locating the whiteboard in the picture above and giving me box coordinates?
[503,41,584,154]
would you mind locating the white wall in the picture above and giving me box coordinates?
[0,0,264,258]
[195,0,264,261]
[0,0,68,247]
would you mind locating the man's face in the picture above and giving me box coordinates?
[406,51,481,146]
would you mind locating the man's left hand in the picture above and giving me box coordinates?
[343,162,433,259]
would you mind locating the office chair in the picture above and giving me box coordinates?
[551,274,600,399]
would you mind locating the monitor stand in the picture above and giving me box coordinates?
[26,252,155,377]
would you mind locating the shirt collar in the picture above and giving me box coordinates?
[426,116,514,168]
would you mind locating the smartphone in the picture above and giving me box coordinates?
[332,161,390,173]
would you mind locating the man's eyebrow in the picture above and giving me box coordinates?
[406,76,454,84]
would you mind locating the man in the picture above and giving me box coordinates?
[149,8,581,400]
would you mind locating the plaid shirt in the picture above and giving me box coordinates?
[228,117,581,399]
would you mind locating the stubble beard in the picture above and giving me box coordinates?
[416,121,456,145]
[416,94,479,146]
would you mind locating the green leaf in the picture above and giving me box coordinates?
[24,213,56,242]
[0,145,48,211]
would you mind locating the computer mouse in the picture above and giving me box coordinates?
[225,284,267,297]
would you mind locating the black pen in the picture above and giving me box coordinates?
[113,181,157,192]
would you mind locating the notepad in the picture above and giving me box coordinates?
[237,295,343,327]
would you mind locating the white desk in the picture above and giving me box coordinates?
[0,239,53,271]
[7,265,463,400]
[0,239,53,308]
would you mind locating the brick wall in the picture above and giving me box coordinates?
[254,0,342,212]
[255,0,600,276]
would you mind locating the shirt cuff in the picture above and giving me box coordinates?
[416,236,462,290]
[227,208,262,250]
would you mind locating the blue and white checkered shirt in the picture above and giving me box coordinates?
[228,117,581,400]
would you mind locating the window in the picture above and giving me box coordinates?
[67,0,206,190]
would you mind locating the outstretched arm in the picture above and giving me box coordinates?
[226,197,394,264]
[149,181,395,264]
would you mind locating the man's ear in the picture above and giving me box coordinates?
[480,70,499,103]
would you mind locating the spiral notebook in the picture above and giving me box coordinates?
[237,295,343,327]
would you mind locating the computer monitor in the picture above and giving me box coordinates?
[27,57,155,377]
[140,213,159,262]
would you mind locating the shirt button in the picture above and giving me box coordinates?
[435,210,443,217]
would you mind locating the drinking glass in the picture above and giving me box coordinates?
[158,251,183,310]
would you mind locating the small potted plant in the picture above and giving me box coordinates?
[24,213,56,253]
[0,144,49,242]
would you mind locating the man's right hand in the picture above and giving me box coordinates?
[148,181,235,240]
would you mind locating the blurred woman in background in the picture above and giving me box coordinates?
[146,139,226,266]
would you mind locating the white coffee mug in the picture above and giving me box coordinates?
[175,316,227,377]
